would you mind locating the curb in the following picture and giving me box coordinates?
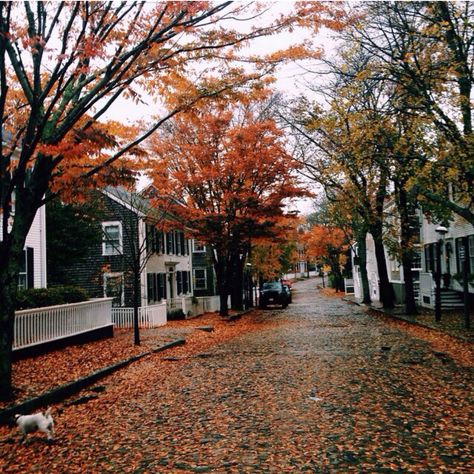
[0,338,186,426]
[222,308,253,321]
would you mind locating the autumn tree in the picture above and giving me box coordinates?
[147,94,306,316]
[347,1,474,225]
[285,77,396,308]
[305,224,347,292]
[0,1,343,399]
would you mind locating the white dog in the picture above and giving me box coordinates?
[15,407,54,442]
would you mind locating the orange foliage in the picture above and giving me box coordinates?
[146,94,308,252]
[304,225,347,262]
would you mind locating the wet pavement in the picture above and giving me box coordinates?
[1,278,473,473]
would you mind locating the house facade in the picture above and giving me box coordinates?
[62,187,193,308]
[0,205,47,291]
[20,205,48,290]
[352,208,474,308]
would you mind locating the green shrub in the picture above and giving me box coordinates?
[16,286,89,310]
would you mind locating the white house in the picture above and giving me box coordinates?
[0,205,47,291]
[20,205,48,290]
[352,207,473,309]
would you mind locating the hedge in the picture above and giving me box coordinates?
[15,286,89,310]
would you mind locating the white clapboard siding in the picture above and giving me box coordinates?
[112,302,167,328]
[14,298,113,350]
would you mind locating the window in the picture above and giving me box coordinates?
[18,247,34,289]
[455,237,472,273]
[412,248,422,270]
[193,240,206,253]
[104,272,124,306]
[166,232,173,254]
[424,244,435,273]
[193,268,207,290]
[146,225,163,254]
[18,250,27,290]
[102,221,122,256]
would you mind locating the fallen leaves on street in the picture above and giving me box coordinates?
[0,282,472,473]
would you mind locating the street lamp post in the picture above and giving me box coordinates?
[246,262,253,308]
[434,225,448,322]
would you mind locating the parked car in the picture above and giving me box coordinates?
[259,281,289,309]
[282,283,292,303]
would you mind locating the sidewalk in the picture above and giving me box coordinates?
[342,292,474,342]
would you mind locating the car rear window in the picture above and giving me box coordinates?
[262,282,282,290]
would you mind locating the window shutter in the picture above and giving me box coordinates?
[177,271,183,295]
[158,273,167,299]
[147,274,153,303]
[27,247,34,289]
[182,271,188,294]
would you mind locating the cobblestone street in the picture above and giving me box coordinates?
[1,278,473,473]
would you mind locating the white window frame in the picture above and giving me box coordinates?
[193,268,207,290]
[102,221,123,256]
[193,240,206,253]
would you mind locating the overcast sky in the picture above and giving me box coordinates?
[119,1,339,215]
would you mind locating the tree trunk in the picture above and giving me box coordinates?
[371,224,395,309]
[0,194,39,400]
[230,253,244,311]
[0,272,16,401]
[133,270,140,345]
[214,259,229,317]
[371,174,394,309]
[356,233,371,304]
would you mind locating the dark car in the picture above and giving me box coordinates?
[259,281,289,309]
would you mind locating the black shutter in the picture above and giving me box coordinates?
[182,271,188,294]
[27,247,34,289]
[177,271,182,295]
[147,274,153,303]
[158,273,167,300]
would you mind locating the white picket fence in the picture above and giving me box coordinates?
[14,298,113,350]
[112,302,167,328]
[13,294,226,351]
